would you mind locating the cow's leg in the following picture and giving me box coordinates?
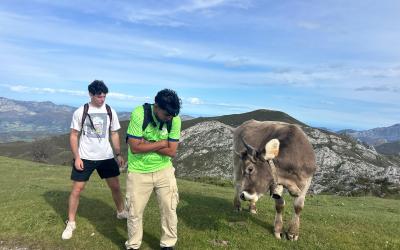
[286,195,304,241]
[249,200,257,214]
[273,197,285,239]
[233,153,243,212]
[233,183,242,211]
[287,177,312,241]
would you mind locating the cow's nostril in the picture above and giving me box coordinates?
[240,193,245,201]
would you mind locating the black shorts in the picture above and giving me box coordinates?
[71,158,120,182]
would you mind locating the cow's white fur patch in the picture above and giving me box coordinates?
[264,139,280,160]
[241,191,259,202]
[272,184,284,198]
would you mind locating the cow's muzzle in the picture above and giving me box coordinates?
[240,191,259,202]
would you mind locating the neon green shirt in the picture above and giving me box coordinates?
[126,104,181,173]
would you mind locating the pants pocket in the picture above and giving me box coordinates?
[171,186,179,210]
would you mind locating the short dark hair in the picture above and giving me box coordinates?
[88,80,108,95]
[155,89,181,116]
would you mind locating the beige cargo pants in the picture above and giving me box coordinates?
[125,167,179,249]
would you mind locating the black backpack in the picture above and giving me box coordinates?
[126,103,172,143]
[80,103,113,134]
[142,103,172,133]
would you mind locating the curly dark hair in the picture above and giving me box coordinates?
[155,89,181,116]
[88,80,109,95]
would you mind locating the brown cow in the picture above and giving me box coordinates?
[233,120,316,240]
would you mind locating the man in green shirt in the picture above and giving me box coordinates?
[125,89,181,250]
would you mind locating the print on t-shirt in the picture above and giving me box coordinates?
[84,113,107,138]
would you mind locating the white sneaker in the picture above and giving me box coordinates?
[116,209,128,219]
[62,220,76,240]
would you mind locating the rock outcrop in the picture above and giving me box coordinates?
[174,121,400,196]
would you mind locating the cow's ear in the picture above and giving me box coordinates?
[262,138,280,161]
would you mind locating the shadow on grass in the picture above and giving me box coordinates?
[43,189,277,248]
[43,190,159,250]
[177,191,275,235]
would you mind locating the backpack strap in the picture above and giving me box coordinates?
[143,103,172,133]
[166,120,172,133]
[158,121,172,133]
[81,103,89,133]
[142,103,156,131]
[105,104,112,132]
[81,103,113,134]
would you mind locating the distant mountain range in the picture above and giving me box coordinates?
[0,97,193,143]
[338,124,400,144]
[338,124,400,155]
[1,96,399,156]
[0,97,76,142]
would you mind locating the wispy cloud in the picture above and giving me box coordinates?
[355,85,400,93]
[183,97,204,105]
[1,84,86,96]
[1,83,213,106]
[224,57,249,68]
[297,21,320,30]
[1,83,262,114]
[0,84,152,101]
[121,0,253,26]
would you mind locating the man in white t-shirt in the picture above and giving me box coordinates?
[62,80,127,240]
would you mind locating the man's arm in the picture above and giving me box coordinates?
[128,137,168,154]
[70,129,84,170]
[156,141,179,157]
[111,131,124,167]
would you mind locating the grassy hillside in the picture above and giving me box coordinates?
[376,140,400,155]
[0,156,399,249]
[181,109,306,130]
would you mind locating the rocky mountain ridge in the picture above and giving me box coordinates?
[174,121,400,196]
[338,124,400,146]
[1,105,399,197]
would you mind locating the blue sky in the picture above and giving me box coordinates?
[0,0,399,130]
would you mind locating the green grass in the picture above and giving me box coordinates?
[0,156,399,250]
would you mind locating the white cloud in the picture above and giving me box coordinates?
[224,57,249,68]
[107,92,151,102]
[178,0,229,12]
[185,97,203,105]
[297,21,320,30]
[354,85,399,93]
[2,84,86,96]
[109,0,253,27]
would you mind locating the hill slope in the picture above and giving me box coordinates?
[181,109,306,130]
[0,156,399,249]
[1,110,399,196]
[375,141,400,155]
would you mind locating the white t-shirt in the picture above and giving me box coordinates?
[70,103,121,160]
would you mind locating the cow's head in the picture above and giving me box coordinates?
[237,137,275,202]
